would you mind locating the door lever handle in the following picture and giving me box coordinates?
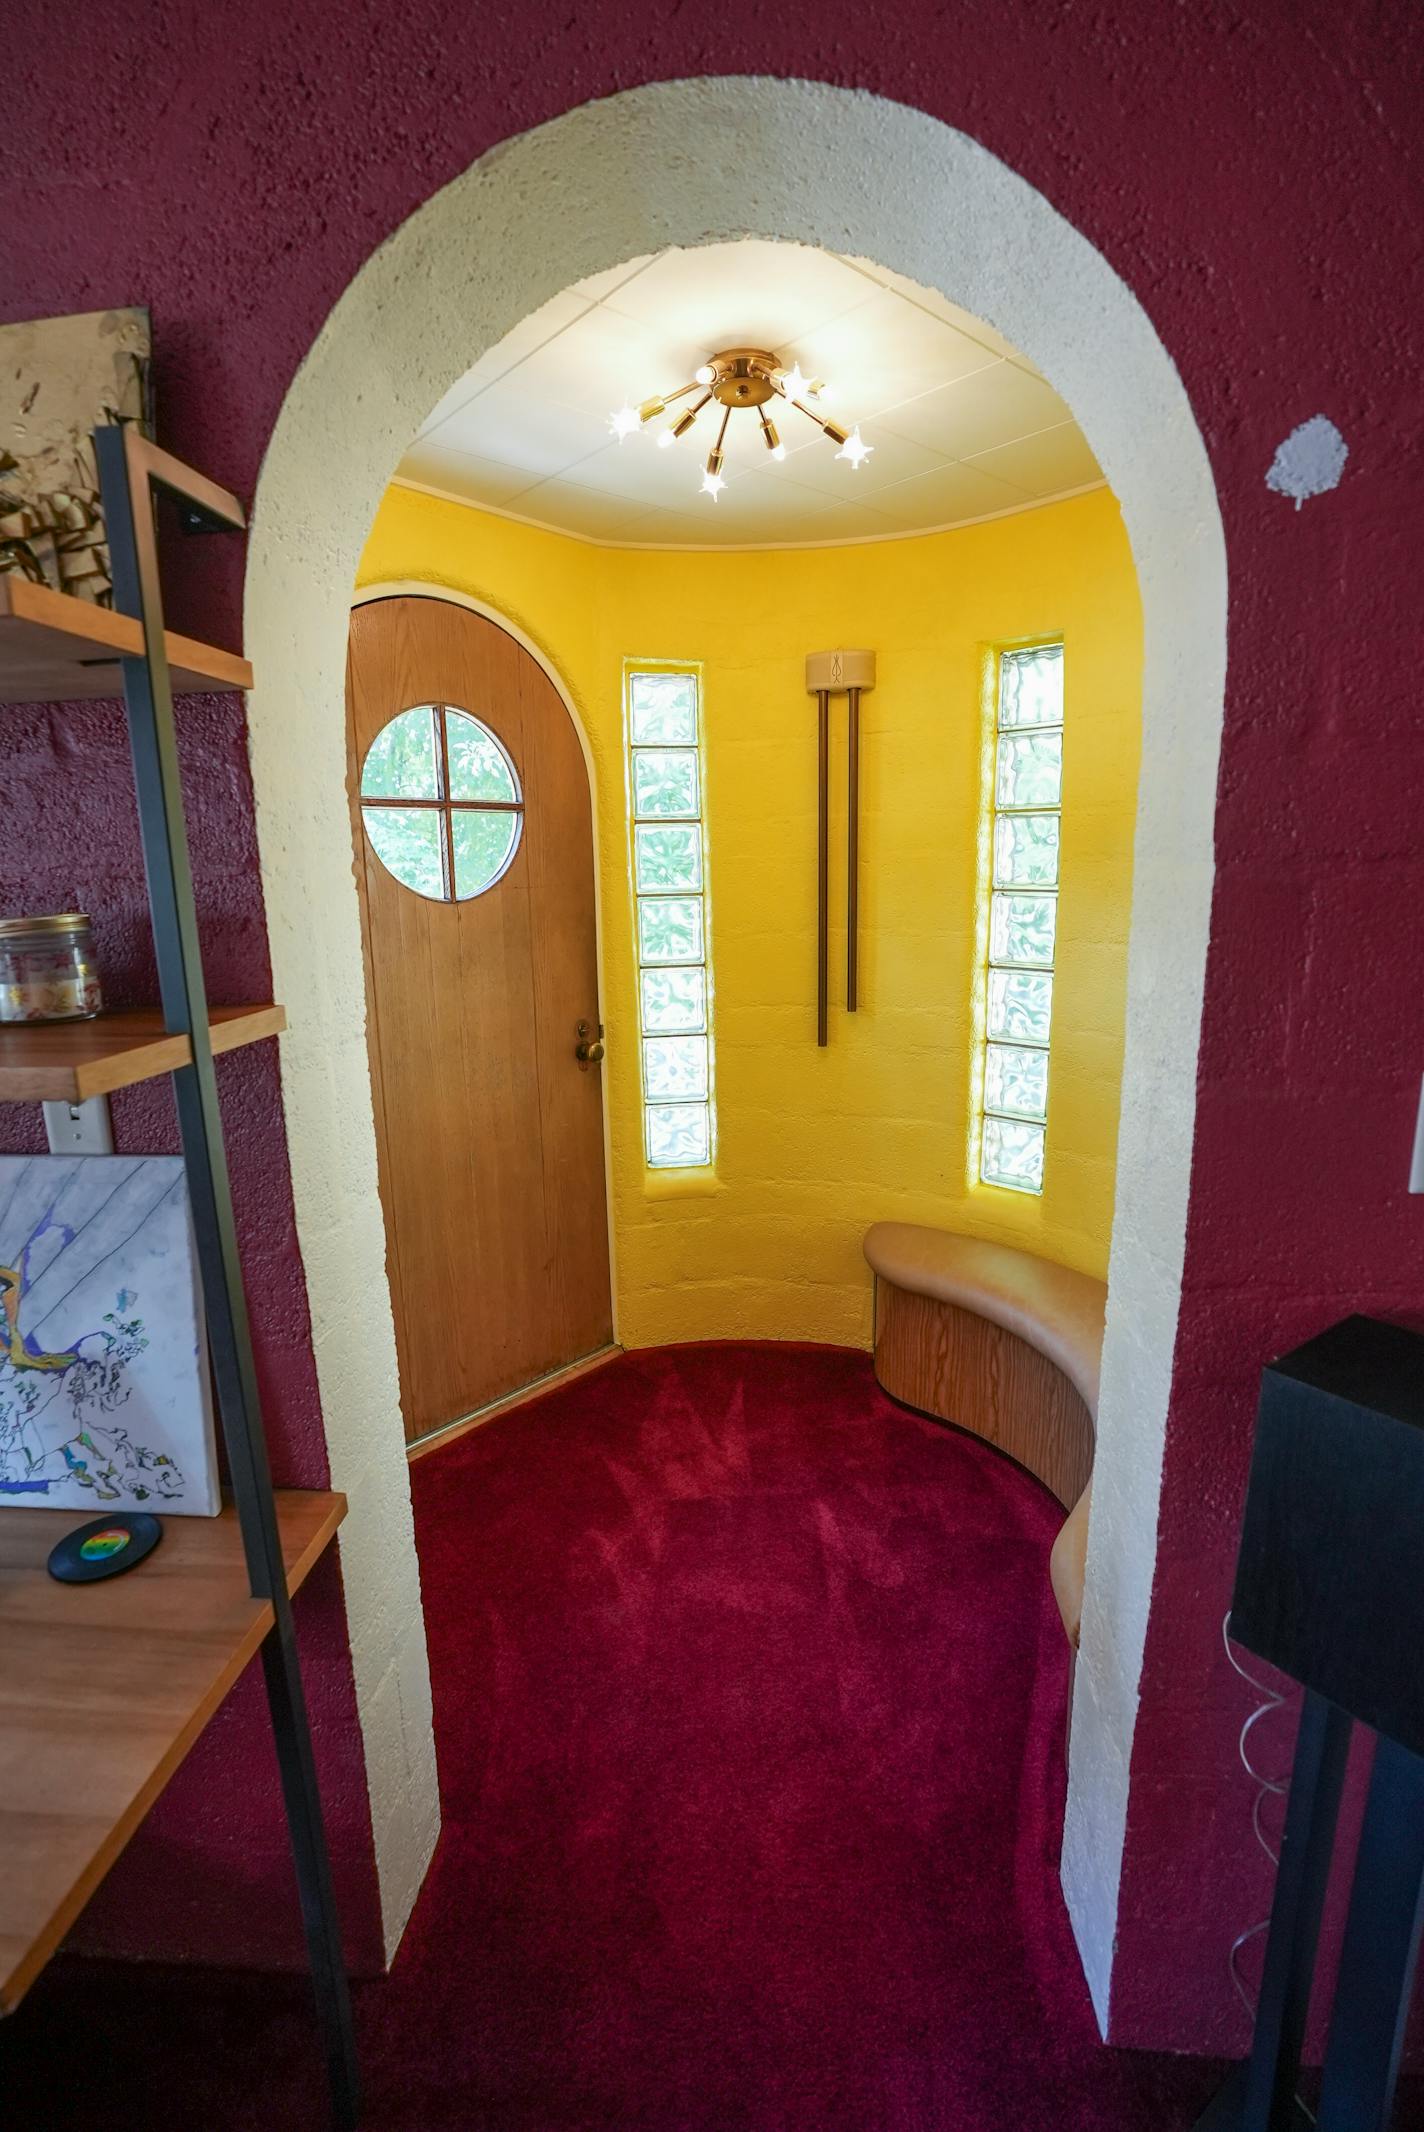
[575,1019,605,1069]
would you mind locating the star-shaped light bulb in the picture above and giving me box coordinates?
[608,403,640,443]
[835,425,873,470]
[701,468,725,501]
[657,429,676,449]
[778,362,808,401]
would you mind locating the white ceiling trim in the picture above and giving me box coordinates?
[389,469,1109,553]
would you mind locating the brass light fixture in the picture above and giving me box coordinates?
[607,347,872,502]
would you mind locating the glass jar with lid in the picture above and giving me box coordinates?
[0,914,104,1023]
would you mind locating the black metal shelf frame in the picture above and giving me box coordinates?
[95,425,359,2128]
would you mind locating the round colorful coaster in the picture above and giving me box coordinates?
[47,1512,163,1584]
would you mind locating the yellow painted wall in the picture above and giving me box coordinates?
[357,485,1142,1350]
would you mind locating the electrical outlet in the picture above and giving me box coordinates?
[42,1096,115,1155]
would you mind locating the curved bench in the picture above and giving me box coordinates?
[863,1222,1103,1647]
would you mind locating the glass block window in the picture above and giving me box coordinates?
[627,667,715,1169]
[360,704,523,901]
[978,643,1064,1194]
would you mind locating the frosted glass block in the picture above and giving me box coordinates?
[640,966,707,1033]
[993,812,1059,887]
[638,896,704,965]
[635,823,702,892]
[999,644,1064,728]
[981,1116,1045,1194]
[984,1042,1048,1122]
[990,891,1057,968]
[362,806,445,899]
[452,808,520,897]
[361,706,439,800]
[996,730,1062,808]
[446,711,519,802]
[644,1034,709,1101]
[987,968,1053,1044]
[630,671,697,744]
[646,1102,711,1168]
[633,748,699,818]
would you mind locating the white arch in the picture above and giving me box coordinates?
[246,77,1227,2016]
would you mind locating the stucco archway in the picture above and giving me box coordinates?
[245,75,1227,2021]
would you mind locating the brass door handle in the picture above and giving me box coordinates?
[575,1019,605,1069]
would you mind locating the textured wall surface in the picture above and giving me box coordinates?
[7,1,1424,2055]
[359,483,1142,1340]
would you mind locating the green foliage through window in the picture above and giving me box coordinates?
[360,704,522,902]
[979,644,1064,1194]
[628,669,714,1169]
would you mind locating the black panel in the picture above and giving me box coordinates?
[1230,1314,1424,1758]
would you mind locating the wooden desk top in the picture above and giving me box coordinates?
[0,1489,345,2014]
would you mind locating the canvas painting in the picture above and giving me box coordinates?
[0,306,152,605]
[0,1155,219,1516]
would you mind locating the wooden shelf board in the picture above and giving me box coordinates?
[0,1488,346,2014]
[0,577,252,704]
[0,1003,286,1103]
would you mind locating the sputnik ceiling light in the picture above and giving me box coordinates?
[607,347,872,501]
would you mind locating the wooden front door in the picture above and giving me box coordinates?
[347,597,612,1446]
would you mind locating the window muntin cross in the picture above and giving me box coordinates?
[359,704,524,902]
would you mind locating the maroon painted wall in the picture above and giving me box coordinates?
[8,0,1424,2053]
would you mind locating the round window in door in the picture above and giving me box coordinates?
[359,704,524,900]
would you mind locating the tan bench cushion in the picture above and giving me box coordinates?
[863,1221,1104,1649]
[863,1221,1106,1421]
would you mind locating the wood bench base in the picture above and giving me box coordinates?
[874,1281,1095,1512]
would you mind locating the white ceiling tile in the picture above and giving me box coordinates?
[510,305,710,421]
[396,239,1100,548]
[424,382,606,480]
[416,291,592,435]
[510,479,668,539]
[396,441,540,506]
[772,423,952,500]
[877,362,1075,456]
[557,432,730,511]
[598,237,877,350]
[789,288,1002,421]
[863,460,1032,531]
[963,421,1104,496]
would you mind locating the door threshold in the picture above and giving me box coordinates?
[406,1345,622,1462]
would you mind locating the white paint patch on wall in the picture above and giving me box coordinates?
[245,76,1227,2014]
[1266,415,1348,508]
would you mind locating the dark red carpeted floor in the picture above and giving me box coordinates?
[7,1343,1224,2129]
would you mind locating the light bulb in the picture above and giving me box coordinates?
[701,469,725,501]
[608,403,639,443]
[835,425,873,470]
[695,364,716,386]
[778,362,808,401]
[771,443,787,461]
[657,429,676,449]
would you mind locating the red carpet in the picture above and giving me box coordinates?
[7,1343,1223,2128]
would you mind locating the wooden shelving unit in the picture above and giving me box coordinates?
[0,428,358,2125]
[0,1489,346,2014]
[0,1003,286,1102]
[0,575,253,702]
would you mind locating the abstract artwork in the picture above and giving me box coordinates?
[0,1155,219,1516]
[0,307,152,605]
